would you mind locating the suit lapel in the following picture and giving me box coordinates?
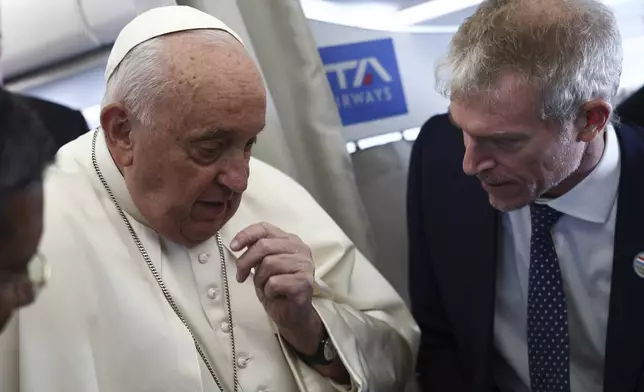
[604,125,644,392]
[443,175,500,389]
[420,115,500,389]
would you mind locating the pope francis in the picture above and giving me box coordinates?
[0,5,419,392]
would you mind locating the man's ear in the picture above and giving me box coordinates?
[577,100,612,143]
[100,104,134,167]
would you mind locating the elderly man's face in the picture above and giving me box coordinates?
[450,74,591,211]
[108,34,266,246]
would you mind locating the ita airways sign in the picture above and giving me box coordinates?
[319,38,408,126]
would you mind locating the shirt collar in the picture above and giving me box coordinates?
[537,125,621,224]
[94,128,150,226]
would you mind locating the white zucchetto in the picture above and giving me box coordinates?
[105,5,243,81]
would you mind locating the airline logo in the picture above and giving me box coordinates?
[319,38,408,126]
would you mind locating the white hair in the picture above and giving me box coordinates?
[436,0,623,123]
[102,29,238,127]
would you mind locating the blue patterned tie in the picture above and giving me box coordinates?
[527,204,570,392]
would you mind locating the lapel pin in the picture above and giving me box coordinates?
[633,253,644,278]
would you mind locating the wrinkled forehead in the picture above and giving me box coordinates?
[151,36,265,131]
[161,34,263,98]
[450,74,542,131]
[162,31,248,69]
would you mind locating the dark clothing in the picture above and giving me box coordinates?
[408,114,644,392]
[617,86,644,128]
[22,96,89,150]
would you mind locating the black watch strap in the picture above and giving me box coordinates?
[285,330,337,366]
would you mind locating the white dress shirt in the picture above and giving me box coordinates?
[0,130,419,392]
[494,126,621,392]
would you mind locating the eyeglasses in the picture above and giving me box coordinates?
[27,252,50,297]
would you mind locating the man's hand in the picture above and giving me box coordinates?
[231,222,351,385]
[231,222,323,354]
[0,272,34,332]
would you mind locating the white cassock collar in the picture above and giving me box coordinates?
[94,127,150,226]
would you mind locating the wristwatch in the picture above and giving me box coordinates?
[289,330,338,366]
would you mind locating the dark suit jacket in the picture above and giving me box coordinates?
[408,113,644,392]
[617,86,644,129]
[22,96,89,150]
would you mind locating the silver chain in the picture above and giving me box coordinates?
[91,130,238,391]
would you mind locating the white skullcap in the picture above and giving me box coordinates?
[105,5,243,81]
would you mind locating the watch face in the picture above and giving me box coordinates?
[323,338,337,361]
[27,253,50,297]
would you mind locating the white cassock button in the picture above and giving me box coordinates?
[198,253,209,264]
[221,322,231,333]
[207,287,220,300]
[237,354,251,369]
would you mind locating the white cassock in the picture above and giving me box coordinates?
[0,129,419,392]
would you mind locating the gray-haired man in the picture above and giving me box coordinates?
[409,0,644,391]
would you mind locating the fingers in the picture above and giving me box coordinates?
[0,274,35,308]
[252,254,310,291]
[236,238,298,282]
[262,273,314,305]
[0,274,35,330]
[230,222,287,252]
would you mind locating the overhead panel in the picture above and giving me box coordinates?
[0,0,177,79]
